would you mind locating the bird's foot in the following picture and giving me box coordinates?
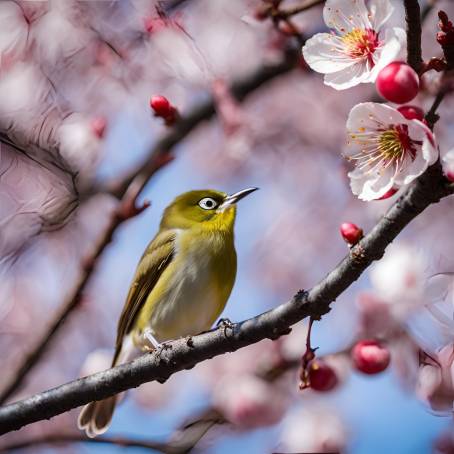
[216,317,235,337]
[142,328,163,352]
[216,317,234,329]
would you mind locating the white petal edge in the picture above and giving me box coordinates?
[323,0,371,33]
[302,33,356,74]
[324,61,371,89]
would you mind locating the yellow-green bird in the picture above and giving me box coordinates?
[78,187,257,437]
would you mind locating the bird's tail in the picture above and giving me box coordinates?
[78,335,137,438]
[77,396,117,438]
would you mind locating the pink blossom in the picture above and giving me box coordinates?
[278,407,347,453]
[416,345,454,412]
[212,375,288,429]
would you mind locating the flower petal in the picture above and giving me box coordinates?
[323,0,371,33]
[348,166,395,201]
[367,0,394,31]
[347,102,402,133]
[370,27,406,80]
[302,33,356,74]
[324,61,371,89]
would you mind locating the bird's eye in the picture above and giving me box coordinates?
[198,197,218,210]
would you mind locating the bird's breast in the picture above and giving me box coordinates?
[142,227,237,342]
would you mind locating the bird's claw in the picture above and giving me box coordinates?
[216,317,235,337]
[216,317,234,329]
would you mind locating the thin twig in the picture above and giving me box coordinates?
[425,90,447,129]
[404,0,423,73]
[0,49,300,406]
[0,158,452,435]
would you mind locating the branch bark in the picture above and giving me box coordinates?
[404,0,423,73]
[0,160,452,435]
[0,49,299,406]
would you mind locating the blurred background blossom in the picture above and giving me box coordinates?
[1,0,454,453]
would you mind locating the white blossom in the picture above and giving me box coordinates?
[302,0,405,89]
[345,103,437,201]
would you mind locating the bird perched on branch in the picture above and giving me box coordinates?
[78,187,258,437]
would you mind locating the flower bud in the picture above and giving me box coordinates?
[150,95,178,125]
[340,222,363,245]
[376,62,419,104]
[352,339,390,375]
[397,105,424,121]
[90,116,107,139]
[445,170,454,183]
[306,360,338,392]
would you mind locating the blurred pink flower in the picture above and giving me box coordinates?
[58,113,104,178]
[302,0,404,89]
[79,349,112,377]
[346,103,437,201]
[212,375,288,429]
[0,1,29,68]
[417,345,454,412]
[356,292,397,337]
[369,243,427,317]
[278,406,347,453]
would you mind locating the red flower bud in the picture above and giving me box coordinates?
[90,117,107,139]
[307,360,338,392]
[150,95,178,125]
[445,170,454,183]
[340,222,363,245]
[397,105,424,121]
[352,339,391,375]
[150,95,171,115]
[376,62,419,104]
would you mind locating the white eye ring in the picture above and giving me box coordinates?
[198,197,218,210]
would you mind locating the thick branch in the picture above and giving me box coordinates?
[0,161,452,435]
[404,0,423,72]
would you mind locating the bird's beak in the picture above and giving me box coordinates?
[219,187,258,210]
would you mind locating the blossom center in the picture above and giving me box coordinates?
[378,125,417,162]
[348,123,421,174]
[342,28,379,63]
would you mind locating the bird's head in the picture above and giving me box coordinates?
[160,188,258,230]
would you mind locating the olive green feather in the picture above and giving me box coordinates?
[112,230,176,365]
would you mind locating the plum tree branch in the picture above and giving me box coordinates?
[0,158,452,435]
[404,0,423,73]
[0,49,299,406]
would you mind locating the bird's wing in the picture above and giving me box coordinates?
[113,230,176,363]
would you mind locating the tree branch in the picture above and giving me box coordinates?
[0,433,176,453]
[404,0,423,73]
[0,159,452,435]
[0,49,299,406]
